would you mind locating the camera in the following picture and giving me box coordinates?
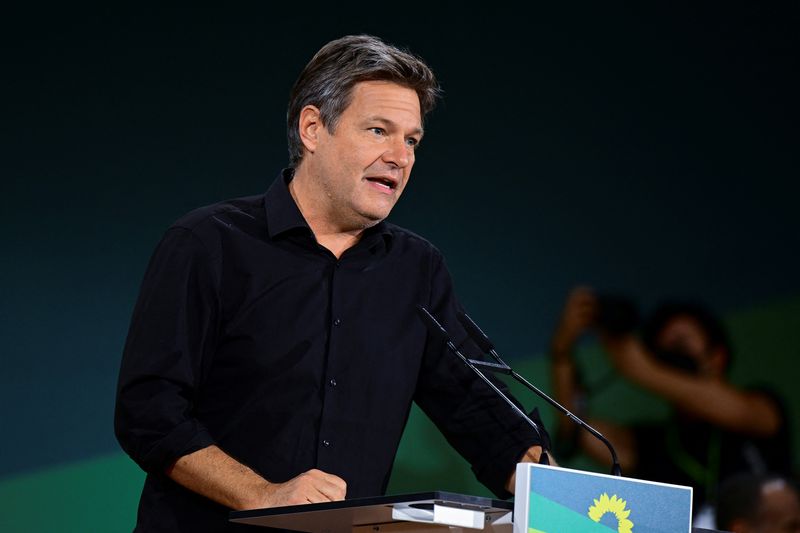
[595,293,639,335]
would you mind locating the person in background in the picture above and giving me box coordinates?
[549,287,791,511]
[716,473,800,533]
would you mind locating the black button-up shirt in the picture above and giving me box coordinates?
[115,170,545,532]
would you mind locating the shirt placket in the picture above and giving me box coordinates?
[317,258,344,471]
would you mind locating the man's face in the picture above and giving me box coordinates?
[755,480,800,533]
[308,80,422,230]
[655,315,718,376]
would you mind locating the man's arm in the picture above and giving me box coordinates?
[602,335,782,436]
[550,288,594,450]
[553,351,639,469]
[116,227,346,509]
[413,252,549,499]
[167,445,346,510]
[549,288,638,470]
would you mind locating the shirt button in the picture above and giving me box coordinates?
[322,439,331,447]
[333,318,341,326]
[329,378,337,387]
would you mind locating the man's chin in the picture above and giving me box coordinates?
[356,214,387,229]
[352,208,391,230]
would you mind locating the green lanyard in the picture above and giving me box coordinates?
[666,422,721,501]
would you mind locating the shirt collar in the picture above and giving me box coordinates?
[264,168,311,239]
[264,168,394,248]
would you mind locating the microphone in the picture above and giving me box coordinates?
[416,306,551,466]
[457,311,623,476]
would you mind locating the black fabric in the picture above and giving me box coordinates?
[115,169,546,532]
[632,387,792,509]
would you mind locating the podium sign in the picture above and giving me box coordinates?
[514,463,693,533]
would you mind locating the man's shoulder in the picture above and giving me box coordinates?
[163,193,263,240]
[171,193,265,231]
[158,193,267,254]
[382,221,444,259]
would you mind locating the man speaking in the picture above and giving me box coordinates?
[115,35,547,532]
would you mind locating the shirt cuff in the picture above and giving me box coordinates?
[139,420,216,474]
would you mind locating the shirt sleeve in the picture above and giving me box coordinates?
[114,227,221,474]
[413,251,549,499]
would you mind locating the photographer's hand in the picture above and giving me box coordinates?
[551,287,597,358]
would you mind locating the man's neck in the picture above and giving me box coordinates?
[288,167,365,259]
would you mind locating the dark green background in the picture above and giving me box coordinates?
[1,4,798,531]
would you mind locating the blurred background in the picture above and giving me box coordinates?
[1,3,798,531]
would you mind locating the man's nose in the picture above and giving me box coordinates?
[382,136,412,168]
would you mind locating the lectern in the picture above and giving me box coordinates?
[230,465,726,532]
[230,491,513,532]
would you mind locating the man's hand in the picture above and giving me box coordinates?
[551,287,596,356]
[504,445,543,494]
[257,469,347,508]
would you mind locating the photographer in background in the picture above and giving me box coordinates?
[550,287,791,512]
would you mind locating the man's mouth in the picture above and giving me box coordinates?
[365,176,398,193]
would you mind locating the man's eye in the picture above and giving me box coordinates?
[370,127,386,136]
[406,138,420,148]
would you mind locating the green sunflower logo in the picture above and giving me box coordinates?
[587,493,634,533]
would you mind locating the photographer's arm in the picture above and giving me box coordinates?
[550,287,595,419]
[602,335,781,436]
[550,288,638,471]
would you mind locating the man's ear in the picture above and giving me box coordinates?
[298,105,322,154]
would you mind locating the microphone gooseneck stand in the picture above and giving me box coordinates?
[417,306,551,467]
[455,310,622,477]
